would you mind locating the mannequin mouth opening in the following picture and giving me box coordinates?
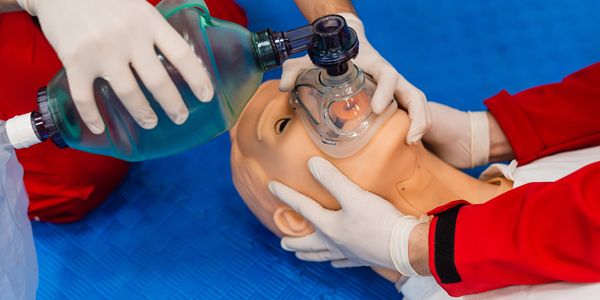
[328,91,372,133]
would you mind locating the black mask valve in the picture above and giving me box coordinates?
[308,15,359,76]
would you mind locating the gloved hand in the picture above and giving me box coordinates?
[17,0,213,134]
[280,13,431,145]
[422,102,490,169]
[269,156,427,276]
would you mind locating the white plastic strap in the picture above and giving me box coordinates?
[6,113,41,149]
[390,215,428,277]
[468,111,490,168]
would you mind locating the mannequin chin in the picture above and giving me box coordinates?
[230,80,503,282]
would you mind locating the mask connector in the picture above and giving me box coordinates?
[308,15,359,76]
[252,14,358,74]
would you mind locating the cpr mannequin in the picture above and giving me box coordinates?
[230,80,600,299]
[229,80,511,282]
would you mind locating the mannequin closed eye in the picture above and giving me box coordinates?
[256,96,295,141]
[275,117,292,135]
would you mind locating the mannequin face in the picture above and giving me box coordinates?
[231,80,418,237]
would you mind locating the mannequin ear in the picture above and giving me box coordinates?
[273,206,314,237]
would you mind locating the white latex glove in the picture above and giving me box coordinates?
[18,0,213,134]
[423,102,490,169]
[269,156,427,276]
[280,13,431,145]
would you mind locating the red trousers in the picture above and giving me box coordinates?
[0,1,247,222]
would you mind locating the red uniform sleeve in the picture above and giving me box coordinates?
[428,162,600,296]
[484,62,600,165]
[427,63,600,296]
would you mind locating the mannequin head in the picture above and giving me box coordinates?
[231,80,468,237]
[231,81,503,284]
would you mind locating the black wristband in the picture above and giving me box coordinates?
[433,203,466,283]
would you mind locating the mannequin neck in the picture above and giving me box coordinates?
[368,143,499,217]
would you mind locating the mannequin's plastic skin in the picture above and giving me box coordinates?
[230,80,512,282]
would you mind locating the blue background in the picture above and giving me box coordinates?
[33,0,600,299]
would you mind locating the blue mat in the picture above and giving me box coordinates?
[33,0,600,299]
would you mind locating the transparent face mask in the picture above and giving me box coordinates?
[290,63,397,158]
